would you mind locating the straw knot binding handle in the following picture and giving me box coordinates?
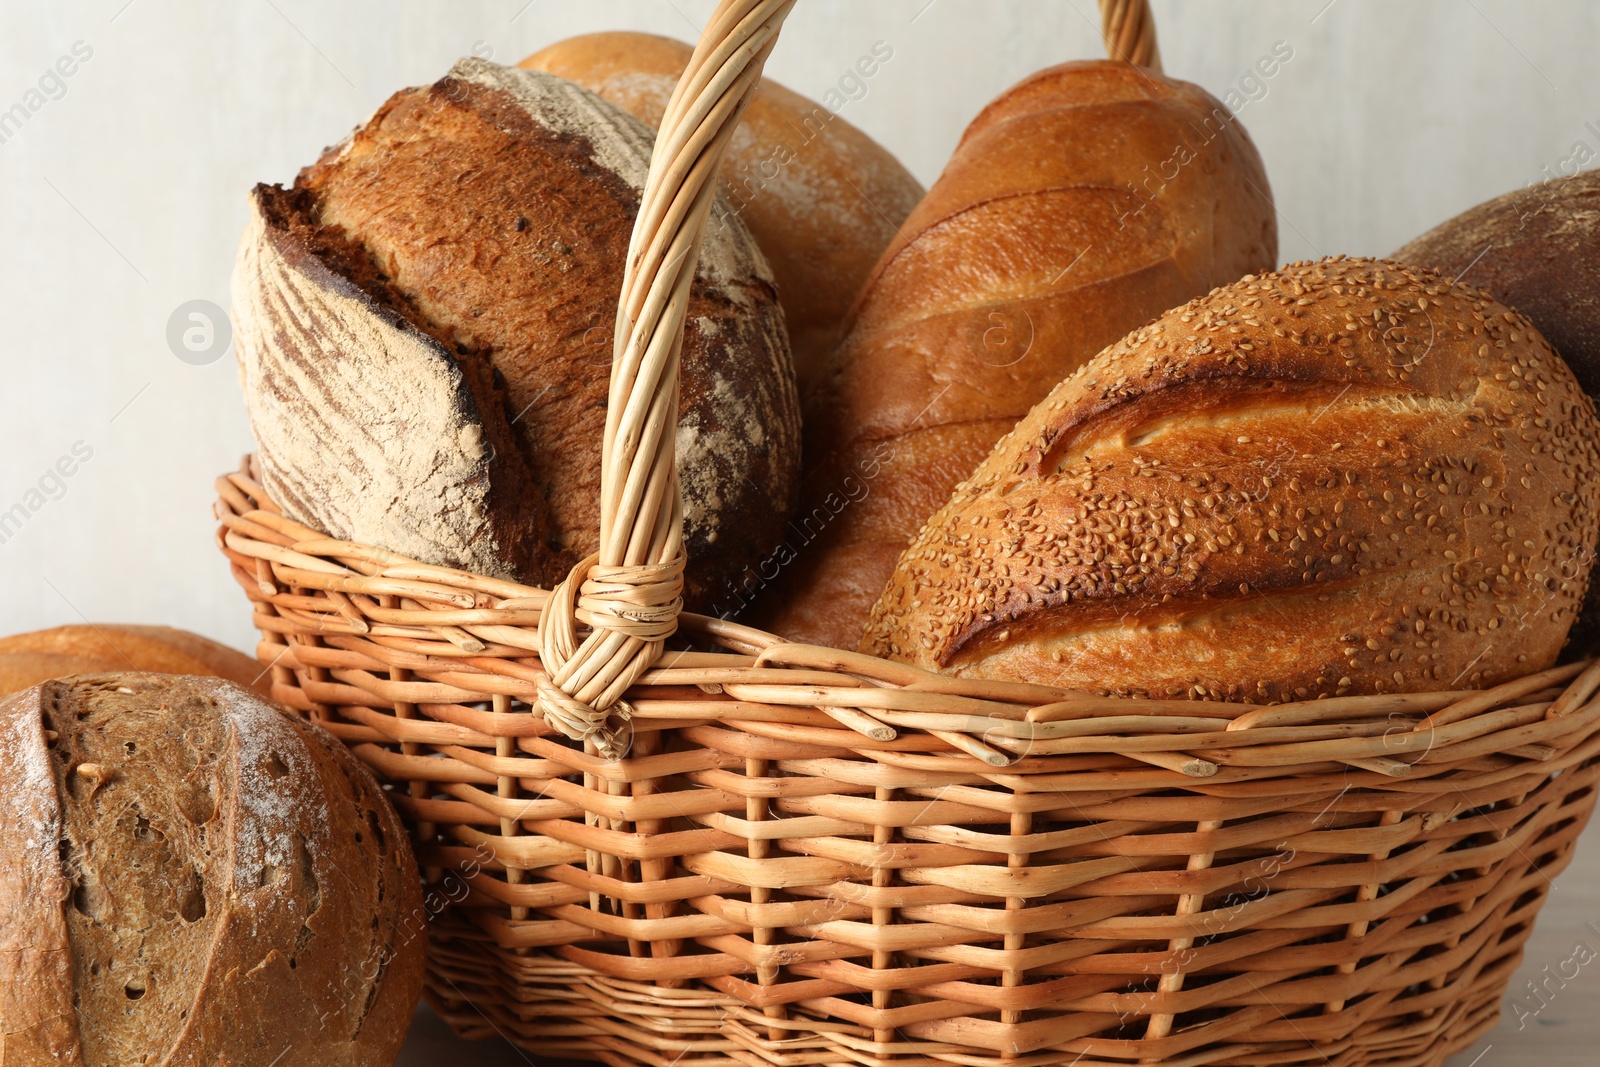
[537,553,685,756]
[530,0,795,752]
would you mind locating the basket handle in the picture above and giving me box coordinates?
[532,0,795,753]
[533,0,1159,752]
[1101,0,1161,71]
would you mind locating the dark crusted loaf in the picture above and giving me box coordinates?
[0,673,425,1066]
[233,58,800,609]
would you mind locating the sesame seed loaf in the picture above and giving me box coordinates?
[749,60,1278,647]
[520,31,925,401]
[0,673,425,1066]
[233,58,800,608]
[862,257,1600,702]
[1393,170,1600,651]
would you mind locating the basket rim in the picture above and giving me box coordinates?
[217,457,1600,783]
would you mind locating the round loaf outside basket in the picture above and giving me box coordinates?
[215,2,1600,1064]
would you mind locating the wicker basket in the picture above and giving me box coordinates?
[215,2,1600,1064]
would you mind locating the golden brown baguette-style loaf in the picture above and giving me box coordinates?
[863,257,1600,701]
[1393,170,1600,650]
[520,31,923,398]
[0,624,267,695]
[747,60,1278,644]
[234,58,799,609]
[0,673,425,1065]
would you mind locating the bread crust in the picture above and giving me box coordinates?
[863,258,1600,701]
[755,60,1278,647]
[1394,170,1600,648]
[0,674,426,1066]
[0,685,82,1063]
[235,181,538,583]
[0,625,268,695]
[235,59,800,606]
[1394,170,1600,397]
[519,31,925,399]
[0,651,119,696]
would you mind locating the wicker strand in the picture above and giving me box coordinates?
[1100,0,1162,70]
[530,0,795,751]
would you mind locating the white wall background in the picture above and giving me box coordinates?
[1,0,1596,653]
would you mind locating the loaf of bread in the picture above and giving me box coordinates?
[0,651,118,694]
[520,31,924,399]
[749,60,1278,646]
[863,257,1600,700]
[1394,171,1600,397]
[0,673,424,1065]
[0,624,267,695]
[1393,170,1600,649]
[234,58,799,609]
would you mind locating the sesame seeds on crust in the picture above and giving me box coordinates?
[861,257,1600,702]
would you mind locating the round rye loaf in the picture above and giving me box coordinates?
[0,673,425,1065]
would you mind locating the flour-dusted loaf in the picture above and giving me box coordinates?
[863,258,1600,701]
[1394,170,1600,650]
[234,58,800,608]
[750,60,1278,646]
[520,31,924,398]
[0,673,425,1066]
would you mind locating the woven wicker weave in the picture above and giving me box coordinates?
[215,2,1600,1064]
